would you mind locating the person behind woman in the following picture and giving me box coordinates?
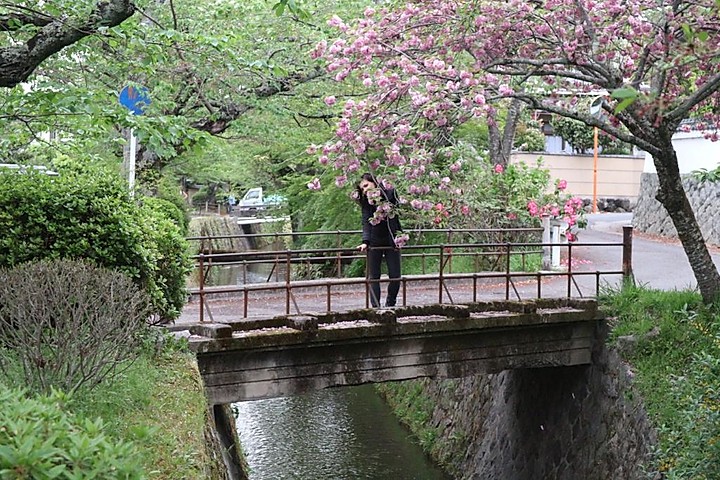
[356,173,402,308]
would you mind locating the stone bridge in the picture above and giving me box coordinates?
[183,298,604,405]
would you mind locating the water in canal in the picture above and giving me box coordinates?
[234,384,450,480]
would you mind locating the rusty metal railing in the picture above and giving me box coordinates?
[187,226,634,322]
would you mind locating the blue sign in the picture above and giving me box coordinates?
[119,85,151,115]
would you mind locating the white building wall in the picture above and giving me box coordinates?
[643,131,720,174]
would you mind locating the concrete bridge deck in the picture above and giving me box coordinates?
[184,298,603,404]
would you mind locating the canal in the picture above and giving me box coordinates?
[234,384,450,480]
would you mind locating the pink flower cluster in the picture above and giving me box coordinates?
[306,0,720,232]
[394,232,410,248]
[307,178,321,190]
[527,190,585,242]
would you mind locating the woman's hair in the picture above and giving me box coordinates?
[355,172,376,204]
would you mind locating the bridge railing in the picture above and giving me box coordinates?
[185,226,634,322]
[187,226,544,277]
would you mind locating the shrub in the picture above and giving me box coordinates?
[551,116,631,154]
[0,385,144,479]
[142,195,189,235]
[0,167,190,321]
[137,202,193,322]
[0,169,144,273]
[0,259,151,395]
[513,121,547,152]
[190,188,210,206]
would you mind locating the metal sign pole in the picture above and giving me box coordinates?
[128,126,136,196]
[118,85,150,197]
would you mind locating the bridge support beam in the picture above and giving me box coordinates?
[189,299,604,405]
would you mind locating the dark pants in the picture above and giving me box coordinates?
[367,246,401,307]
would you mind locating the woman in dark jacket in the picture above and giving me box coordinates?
[356,173,402,308]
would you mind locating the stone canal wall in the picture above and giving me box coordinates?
[188,215,293,254]
[633,173,720,245]
[379,325,656,479]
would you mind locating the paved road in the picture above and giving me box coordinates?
[177,213,720,324]
[580,212,720,291]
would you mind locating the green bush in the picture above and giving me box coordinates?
[513,121,546,152]
[142,195,189,235]
[0,385,144,479]
[190,189,210,206]
[137,201,193,322]
[155,176,192,234]
[0,167,190,321]
[0,259,151,395]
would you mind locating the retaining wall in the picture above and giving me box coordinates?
[633,173,720,245]
[380,326,656,479]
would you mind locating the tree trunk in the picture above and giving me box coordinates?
[488,99,523,166]
[653,147,720,302]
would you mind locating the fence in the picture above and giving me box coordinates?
[185,226,634,322]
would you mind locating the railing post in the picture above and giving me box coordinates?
[567,243,573,297]
[541,214,551,270]
[198,254,205,323]
[439,245,444,304]
[275,253,280,282]
[447,229,453,273]
[622,225,634,286]
[285,250,291,315]
[365,247,370,308]
[336,230,342,277]
[505,243,511,300]
[243,290,248,318]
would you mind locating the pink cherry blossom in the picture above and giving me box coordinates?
[527,201,539,216]
[307,178,321,190]
[308,0,719,275]
[394,233,409,248]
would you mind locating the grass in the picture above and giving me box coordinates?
[344,250,543,277]
[68,345,224,479]
[375,380,438,451]
[600,285,720,479]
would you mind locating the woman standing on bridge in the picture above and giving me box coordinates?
[356,173,402,308]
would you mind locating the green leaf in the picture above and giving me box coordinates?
[614,97,636,114]
[681,23,693,40]
[272,2,285,16]
[610,87,638,100]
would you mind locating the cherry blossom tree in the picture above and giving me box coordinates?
[313,0,720,302]
[0,1,136,88]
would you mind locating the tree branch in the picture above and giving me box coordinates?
[487,60,610,86]
[511,93,660,155]
[0,0,136,88]
[665,70,720,124]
